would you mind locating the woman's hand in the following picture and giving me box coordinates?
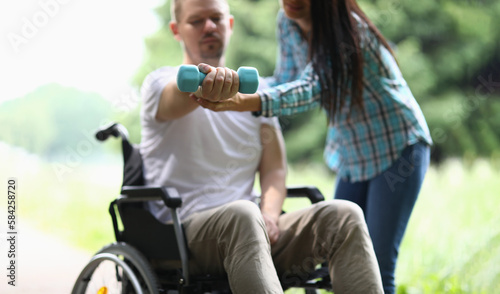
[191,92,262,112]
[193,63,262,112]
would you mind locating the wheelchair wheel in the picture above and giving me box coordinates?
[72,242,159,294]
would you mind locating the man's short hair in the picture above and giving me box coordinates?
[170,0,230,22]
[170,0,181,22]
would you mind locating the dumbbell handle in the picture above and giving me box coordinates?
[177,64,259,94]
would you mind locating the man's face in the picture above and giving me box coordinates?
[171,0,233,66]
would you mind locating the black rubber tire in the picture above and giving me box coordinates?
[72,242,160,294]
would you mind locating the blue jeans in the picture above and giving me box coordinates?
[334,142,430,294]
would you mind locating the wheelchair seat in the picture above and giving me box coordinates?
[72,122,332,294]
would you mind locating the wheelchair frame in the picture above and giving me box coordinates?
[71,122,332,294]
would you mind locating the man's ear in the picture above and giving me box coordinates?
[170,20,182,41]
[229,15,234,30]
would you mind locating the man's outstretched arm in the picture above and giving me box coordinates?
[155,79,199,121]
[156,64,239,121]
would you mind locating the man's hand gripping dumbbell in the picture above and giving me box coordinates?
[177,63,259,103]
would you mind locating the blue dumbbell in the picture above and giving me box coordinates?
[177,64,259,94]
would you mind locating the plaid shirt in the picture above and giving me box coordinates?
[259,10,432,182]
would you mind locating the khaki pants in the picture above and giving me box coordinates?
[182,199,383,294]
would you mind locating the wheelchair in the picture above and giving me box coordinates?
[72,122,332,294]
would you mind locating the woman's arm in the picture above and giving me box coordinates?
[265,10,301,88]
[193,63,322,116]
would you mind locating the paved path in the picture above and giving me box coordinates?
[0,214,92,294]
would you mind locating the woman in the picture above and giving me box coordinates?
[194,1,432,292]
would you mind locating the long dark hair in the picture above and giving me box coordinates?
[310,0,395,119]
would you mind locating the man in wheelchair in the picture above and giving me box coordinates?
[139,0,383,293]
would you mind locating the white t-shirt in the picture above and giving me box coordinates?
[140,66,280,222]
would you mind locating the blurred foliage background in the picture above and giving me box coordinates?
[1,0,499,166]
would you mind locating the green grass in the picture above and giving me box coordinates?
[395,159,500,293]
[2,145,499,293]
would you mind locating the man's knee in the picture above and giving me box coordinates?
[222,200,265,230]
[224,200,261,216]
[320,199,365,223]
[340,199,364,219]
[312,200,368,243]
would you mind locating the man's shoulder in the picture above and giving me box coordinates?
[141,66,179,96]
[144,66,179,84]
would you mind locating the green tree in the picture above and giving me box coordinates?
[364,0,500,160]
[0,84,114,159]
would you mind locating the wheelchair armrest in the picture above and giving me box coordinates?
[286,186,325,204]
[121,186,182,208]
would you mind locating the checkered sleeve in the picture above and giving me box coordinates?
[257,11,322,117]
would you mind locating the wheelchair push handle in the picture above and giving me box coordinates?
[176,64,259,94]
[95,122,130,142]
